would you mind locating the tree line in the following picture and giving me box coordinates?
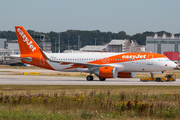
[0,30,179,52]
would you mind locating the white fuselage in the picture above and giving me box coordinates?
[44,52,176,73]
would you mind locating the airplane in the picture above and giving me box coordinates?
[14,26,177,81]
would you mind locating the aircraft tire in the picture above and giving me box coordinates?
[86,75,93,81]
[99,78,106,81]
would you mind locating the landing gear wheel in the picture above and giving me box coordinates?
[99,78,106,81]
[86,75,93,81]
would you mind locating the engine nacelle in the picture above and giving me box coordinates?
[99,66,118,78]
[118,72,136,78]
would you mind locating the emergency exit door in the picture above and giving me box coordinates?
[147,54,153,65]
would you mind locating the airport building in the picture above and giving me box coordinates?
[146,33,180,54]
[79,39,145,53]
[32,34,52,53]
[0,34,52,64]
[0,34,52,56]
[0,40,20,56]
[5,40,20,55]
[107,39,128,52]
[0,38,7,49]
[80,45,108,52]
[38,41,52,53]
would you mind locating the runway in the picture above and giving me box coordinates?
[0,75,179,85]
[0,69,179,85]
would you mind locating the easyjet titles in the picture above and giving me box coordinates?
[122,54,146,59]
[17,28,36,52]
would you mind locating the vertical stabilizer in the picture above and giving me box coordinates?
[15,26,41,55]
[15,26,53,70]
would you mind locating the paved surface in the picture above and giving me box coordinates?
[0,69,59,74]
[0,75,179,85]
[0,69,179,85]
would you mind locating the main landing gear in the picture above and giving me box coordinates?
[86,75,94,81]
[86,76,106,81]
[99,78,106,81]
[86,72,94,81]
[86,74,106,81]
[86,72,106,81]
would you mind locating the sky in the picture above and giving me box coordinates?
[0,0,180,35]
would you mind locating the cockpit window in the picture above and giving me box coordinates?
[158,58,169,61]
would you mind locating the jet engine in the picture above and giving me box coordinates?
[118,72,136,78]
[99,66,118,78]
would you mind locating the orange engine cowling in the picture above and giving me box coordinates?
[99,66,118,78]
[118,72,136,78]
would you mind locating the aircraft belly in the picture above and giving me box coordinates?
[62,68,78,72]
[48,62,74,71]
[122,61,161,72]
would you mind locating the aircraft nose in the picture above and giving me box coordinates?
[175,64,179,69]
[168,61,177,69]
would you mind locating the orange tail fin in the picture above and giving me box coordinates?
[15,26,53,70]
[15,26,41,55]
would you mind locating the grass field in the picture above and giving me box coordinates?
[1,85,180,119]
[1,85,180,94]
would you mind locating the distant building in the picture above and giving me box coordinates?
[0,40,20,56]
[32,34,52,53]
[0,33,52,57]
[38,42,52,53]
[6,41,19,50]
[0,38,7,49]
[0,48,20,56]
[140,45,146,52]
[146,33,180,54]
[107,39,126,52]
[107,39,144,52]
[129,40,142,52]
[79,39,144,53]
[80,45,107,52]
[63,50,81,53]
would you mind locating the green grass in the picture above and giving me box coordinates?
[1,86,180,119]
[0,85,180,95]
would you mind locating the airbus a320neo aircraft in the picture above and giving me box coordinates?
[14,26,177,81]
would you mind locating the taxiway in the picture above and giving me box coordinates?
[0,75,179,85]
[0,69,179,85]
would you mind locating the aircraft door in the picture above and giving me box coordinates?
[147,54,153,65]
